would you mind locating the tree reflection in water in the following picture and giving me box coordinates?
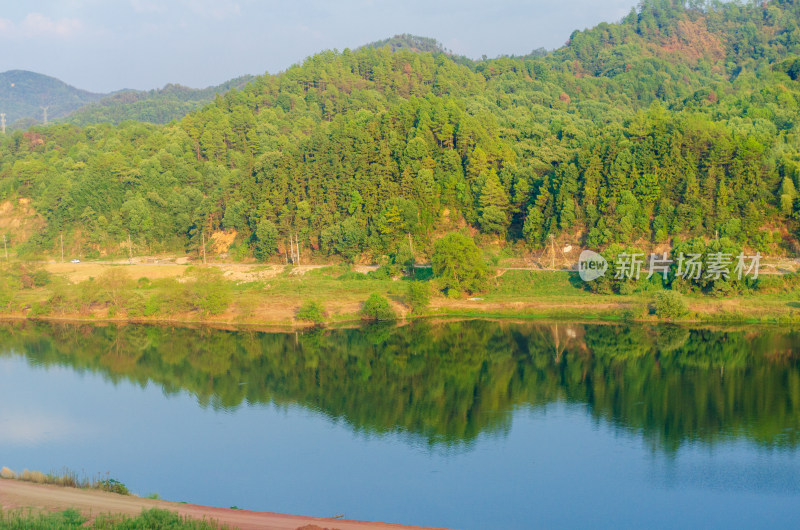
[2,320,799,452]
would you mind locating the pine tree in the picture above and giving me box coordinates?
[478,171,510,234]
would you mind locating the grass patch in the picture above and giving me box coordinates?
[488,270,583,299]
[0,508,226,529]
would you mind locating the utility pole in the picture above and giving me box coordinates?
[289,236,295,265]
[549,234,555,270]
[128,233,132,264]
[295,233,300,266]
[41,106,49,126]
[201,232,207,264]
[60,233,64,263]
[407,233,415,274]
[0,113,5,135]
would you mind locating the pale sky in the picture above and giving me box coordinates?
[0,0,637,93]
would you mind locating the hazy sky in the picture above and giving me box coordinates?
[0,0,637,93]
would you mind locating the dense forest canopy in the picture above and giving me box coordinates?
[2,0,800,262]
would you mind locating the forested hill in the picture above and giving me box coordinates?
[0,70,103,126]
[364,35,451,54]
[62,75,255,126]
[2,0,800,262]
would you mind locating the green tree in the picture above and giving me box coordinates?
[431,233,487,295]
[253,220,279,260]
[478,171,510,234]
[406,281,431,314]
[654,291,688,319]
[320,217,366,261]
[780,177,797,215]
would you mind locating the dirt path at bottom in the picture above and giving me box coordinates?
[0,480,450,530]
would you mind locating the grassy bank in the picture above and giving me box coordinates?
[0,467,129,496]
[0,507,225,529]
[1,262,800,326]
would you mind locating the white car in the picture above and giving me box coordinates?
[70,259,81,263]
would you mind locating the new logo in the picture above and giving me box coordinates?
[578,250,608,282]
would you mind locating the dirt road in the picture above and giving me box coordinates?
[0,479,451,530]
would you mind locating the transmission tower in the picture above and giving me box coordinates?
[41,106,49,125]
[0,113,5,135]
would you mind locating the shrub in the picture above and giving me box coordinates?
[29,302,48,317]
[367,264,395,280]
[360,293,397,321]
[124,293,147,317]
[669,237,744,295]
[337,271,368,281]
[0,284,14,313]
[31,269,51,287]
[296,300,325,323]
[583,244,645,295]
[406,282,430,314]
[154,279,192,314]
[97,268,132,309]
[46,286,78,315]
[96,477,130,496]
[654,290,688,319]
[186,269,232,315]
[755,273,800,293]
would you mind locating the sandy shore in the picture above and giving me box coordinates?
[0,479,452,530]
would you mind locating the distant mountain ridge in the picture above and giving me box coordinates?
[0,70,103,126]
[64,75,255,126]
[0,70,255,128]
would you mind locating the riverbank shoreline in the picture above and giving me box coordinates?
[3,261,800,327]
[0,479,450,530]
[1,297,800,329]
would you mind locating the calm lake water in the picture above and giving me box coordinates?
[1,320,799,529]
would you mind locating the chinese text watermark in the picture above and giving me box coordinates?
[579,251,761,282]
